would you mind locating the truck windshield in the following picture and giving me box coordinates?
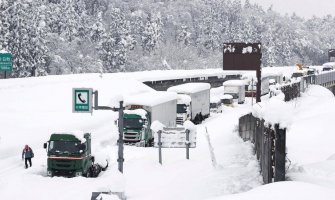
[48,141,82,155]
[177,104,187,113]
[224,93,238,99]
[210,103,218,108]
[123,118,143,128]
[222,99,232,104]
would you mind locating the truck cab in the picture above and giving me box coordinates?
[123,108,153,147]
[44,132,93,177]
[176,94,191,125]
[123,91,177,147]
[210,96,222,113]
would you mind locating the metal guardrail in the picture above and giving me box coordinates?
[315,70,335,86]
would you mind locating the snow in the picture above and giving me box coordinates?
[177,94,192,105]
[210,96,221,103]
[0,67,335,199]
[124,91,177,107]
[222,80,248,86]
[0,49,10,53]
[221,94,234,99]
[67,130,86,142]
[183,120,196,132]
[167,82,211,94]
[150,120,165,133]
[322,62,335,67]
[252,92,293,128]
[124,109,147,119]
[210,86,225,96]
[242,46,253,54]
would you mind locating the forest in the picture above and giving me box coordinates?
[0,0,334,78]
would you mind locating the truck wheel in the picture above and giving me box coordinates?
[149,138,154,147]
[85,168,92,178]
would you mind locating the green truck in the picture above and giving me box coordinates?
[44,132,107,177]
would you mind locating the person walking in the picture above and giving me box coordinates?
[22,145,34,169]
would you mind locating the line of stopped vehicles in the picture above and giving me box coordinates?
[43,62,335,178]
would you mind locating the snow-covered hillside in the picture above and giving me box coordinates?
[0,68,335,199]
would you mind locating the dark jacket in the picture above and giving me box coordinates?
[22,147,34,159]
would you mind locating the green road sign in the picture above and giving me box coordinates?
[0,53,13,72]
[73,88,93,113]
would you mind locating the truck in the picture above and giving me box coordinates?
[222,80,246,104]
[43,132,107,177]
[123,91,177,147]
[246,77,270,96]
[210,96,222,113]
[167,83,210,125]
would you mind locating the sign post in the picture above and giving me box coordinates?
[72,88,93,113]
[117,101,124,173]
[91,90,125,173]
[0,53,13,79]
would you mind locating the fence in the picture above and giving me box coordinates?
[239,113,286,184]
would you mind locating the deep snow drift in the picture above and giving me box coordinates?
[0,68,334,199]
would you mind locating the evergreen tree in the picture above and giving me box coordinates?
[0,0,49,77]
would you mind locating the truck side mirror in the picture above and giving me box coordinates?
[79,143,86,150]
[43,143,47,149]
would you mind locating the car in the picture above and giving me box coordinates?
[322,62,335,71]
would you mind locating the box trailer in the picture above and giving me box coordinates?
[123,91,177,146]
[222,80,246,104]
[167,83,210,125]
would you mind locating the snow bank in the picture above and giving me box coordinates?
[210,181,335,200]
[167,83,211,94]
[150,120,166,133]
[108,94,124,109]
[124,91,177,107]
[252,93,292,128]
[210,86,225,96]
[210,96,221,103]
[183,120,196,132]
[286,85,335,164]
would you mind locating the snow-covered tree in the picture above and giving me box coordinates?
[141,12,162,55]
[0,0,49,78]
[99,7,135,72]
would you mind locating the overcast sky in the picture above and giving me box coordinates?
[245,0,335,19]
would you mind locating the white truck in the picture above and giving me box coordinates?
[167,83,210,125]
[210,96,222,113]
[123,91,177,147]
[222,80,246,104]
[247,77,270,96]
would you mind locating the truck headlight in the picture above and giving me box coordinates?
[47,170,52,177]
[75,172,82,177]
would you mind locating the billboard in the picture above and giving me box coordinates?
[223,43,262,71]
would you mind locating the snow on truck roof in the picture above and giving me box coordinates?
[222,80,247,86]
[167,83,211,94]
[177,94,192,104]
[221,94,233,99]
[124,109,147,119]
[124,91,177,107]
